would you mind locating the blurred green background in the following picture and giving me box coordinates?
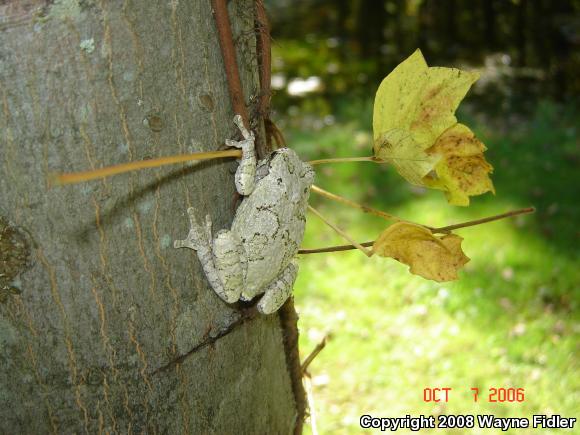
[264,0,579,433]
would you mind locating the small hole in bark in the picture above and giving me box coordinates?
[145,114,164,132]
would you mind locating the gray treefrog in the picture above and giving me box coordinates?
[174,115,314,314]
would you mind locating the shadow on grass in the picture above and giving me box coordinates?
[474,100,579,256]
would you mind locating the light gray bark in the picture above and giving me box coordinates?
[0,1,298,433]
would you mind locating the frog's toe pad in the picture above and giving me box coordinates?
[225,138,243,149]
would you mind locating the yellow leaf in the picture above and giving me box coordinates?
[423,124,495,206]
[407,66,479,146]
[372,222,470,282]
[375,128,440,185]
[373,50,429,140]
[372,49,493,205]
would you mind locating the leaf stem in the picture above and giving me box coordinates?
[49,149,242,186]
[298,206,535,255]
[299,241,374,255]
[311,185,399,221]
[431,207,535,233]
[307,205,373,257]
[308,156,379,165]
[311,185,436,230]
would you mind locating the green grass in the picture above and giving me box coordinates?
[285,99,579,434]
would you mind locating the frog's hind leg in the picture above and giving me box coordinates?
[174,209,241,303]
[257,260,299,314]
[212,229,245,303]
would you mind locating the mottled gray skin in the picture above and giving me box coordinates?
[175,117,314,313]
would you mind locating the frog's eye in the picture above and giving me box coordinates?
[285,157,295,174]
[300,166,315,185]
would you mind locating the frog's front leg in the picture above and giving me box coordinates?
[174,209,243,303]
[256,260,299,314]
[225,114,256,196]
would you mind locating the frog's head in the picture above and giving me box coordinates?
[270,148,315,189]
[268,148,315,205]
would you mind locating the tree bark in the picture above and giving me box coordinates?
[0,1,300,433]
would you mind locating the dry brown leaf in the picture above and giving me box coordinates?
[423,123,495,206]
[372,222,470,282]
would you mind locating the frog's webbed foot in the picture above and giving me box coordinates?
[257,260,299,314]
[225,115,256,196]
[174,208,211,251]
[174,210,238,303]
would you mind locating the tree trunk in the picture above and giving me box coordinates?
[0,1,301,433]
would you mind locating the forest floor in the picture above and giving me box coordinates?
[285,97,579,434]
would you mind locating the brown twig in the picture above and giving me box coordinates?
[308,205,374,257]
[301,334,330,374]
[301,334,331,435]
[299,241,374,255]
[255,0,271,120]
[308,156,379,165]
[432,207,535,233]
[298,207,535,254]
[311,185,436,231]
[211,0,250,129]
[264,118,287,148]
[255,0,287,150]
[301,334,330,435]
[278,298,307,435]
